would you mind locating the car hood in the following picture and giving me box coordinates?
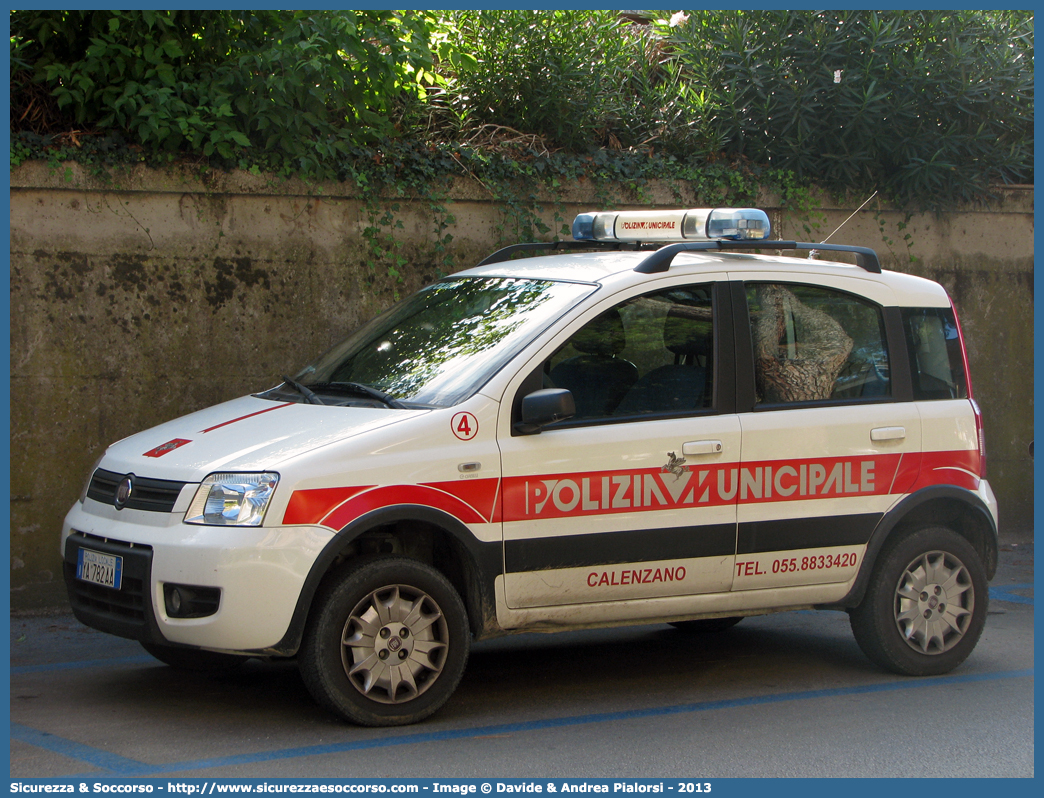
[97,395,427,482]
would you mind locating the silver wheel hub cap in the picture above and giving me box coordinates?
[894,550,974,655]
[341,584,449,704]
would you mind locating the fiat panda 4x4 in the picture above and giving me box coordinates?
[63,207,998,726]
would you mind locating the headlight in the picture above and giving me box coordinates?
[185,472,279,526]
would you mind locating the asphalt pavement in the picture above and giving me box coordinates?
[10,541,1034,779]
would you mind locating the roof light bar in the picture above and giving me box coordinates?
[572,208,771,243]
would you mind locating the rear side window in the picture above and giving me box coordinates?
[745,283,891,405]
[901,307,968,400]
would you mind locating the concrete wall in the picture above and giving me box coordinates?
[9,162,1033,610]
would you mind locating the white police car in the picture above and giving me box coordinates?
[62,207,998,726]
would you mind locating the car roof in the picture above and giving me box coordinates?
[452,248,951,307]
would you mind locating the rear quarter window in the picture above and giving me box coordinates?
[901,307,968,400]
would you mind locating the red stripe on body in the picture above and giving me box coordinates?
[890,453,921,495]
[912,449,981,491]
[501,454,904,523]
[282,486,374,526]
[321,484,489,530]
[278,450,980,529]
[423,478,500,522]
[200,402,294,433]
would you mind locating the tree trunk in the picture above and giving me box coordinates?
[751,284,852,403]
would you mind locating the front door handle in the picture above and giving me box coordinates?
[683,440,723,456]
[871,426,906,442]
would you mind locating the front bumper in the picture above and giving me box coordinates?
[62,498,334,654]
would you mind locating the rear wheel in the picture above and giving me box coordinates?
[140,642,247,673]
[670,617,743,633]
[849,526,988,676]
[299,557,470,726]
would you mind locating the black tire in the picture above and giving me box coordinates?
[670,616,743,633]
[849,526,988,676]
[299,557,470,726]
[140,641,247,673]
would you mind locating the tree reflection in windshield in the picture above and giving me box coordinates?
[299,277,593,407]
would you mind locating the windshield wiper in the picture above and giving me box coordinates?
[281,375,325,405]
[308,381,406,409]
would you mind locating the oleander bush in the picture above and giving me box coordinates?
[658,10,1034,204]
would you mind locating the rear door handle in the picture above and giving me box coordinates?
[683,440,723,456]
[870,426,906,442]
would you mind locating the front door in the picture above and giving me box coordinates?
[497,277,741,609]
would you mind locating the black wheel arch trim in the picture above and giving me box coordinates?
[819,485,998,611]
[256,504,501,658]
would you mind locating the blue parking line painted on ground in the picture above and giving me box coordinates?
[11,589,1031,678]
[10,723,155,775]
[990,583,1034,605]
[38,667,1031,777]
[11,655,154,676]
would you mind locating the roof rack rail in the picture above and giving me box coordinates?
[635,240,881,274]
[476,240,645,267]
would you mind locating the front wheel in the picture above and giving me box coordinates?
[299,558,470,726]
[849,526,988,676]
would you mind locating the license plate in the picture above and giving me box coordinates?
[76,548,123,590]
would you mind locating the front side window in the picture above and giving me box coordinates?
[543,284,715,421]
[273,277,595,408]
[746,283,890,405]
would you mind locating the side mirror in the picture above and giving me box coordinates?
[515,389,575,434]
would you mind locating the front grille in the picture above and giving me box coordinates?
[66,563,147,621]
[64,532,155,639]
[87,468,187,512]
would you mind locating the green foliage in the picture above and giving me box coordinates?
[433,11,629,150]
[11,9,439,163]
[661,10,1034,206]
[874,210,919,265]
[608,31,726,156]
[8,7,1035,247]
[432,11,721,156]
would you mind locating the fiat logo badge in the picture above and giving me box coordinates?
[114,476,134,510]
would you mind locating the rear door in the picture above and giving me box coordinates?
[497,276,741,610]
[729,275,921,594]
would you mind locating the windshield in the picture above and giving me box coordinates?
[279,277,594,408]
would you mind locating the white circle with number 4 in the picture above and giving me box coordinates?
[451,412,478,440]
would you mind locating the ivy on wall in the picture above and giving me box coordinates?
[11,9,1032,276]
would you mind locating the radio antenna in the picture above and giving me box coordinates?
[808,190,878,260]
